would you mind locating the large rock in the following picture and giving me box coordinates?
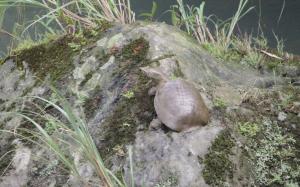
[0,22,297,187]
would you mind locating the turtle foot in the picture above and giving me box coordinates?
[149,118,162,130]
[148,86,157,96]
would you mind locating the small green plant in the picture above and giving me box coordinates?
[68,42,82,52]
[44,120,57,135]
[213,97,227,109]
[122,90,135,99]
[238,122,260,137]
[242,50,263,67]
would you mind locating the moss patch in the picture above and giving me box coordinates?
[4,22,112,81]
[11,35,76,80]
[121,37,150,61]
[0,58,4,65]
[202,129,235,186]
[100,72,155,160]
[83,86,103,120]
[97,38,155,160]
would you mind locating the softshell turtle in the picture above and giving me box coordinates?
[140,66,210,132]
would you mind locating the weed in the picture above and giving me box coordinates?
[213,97,227,109]
[122,90,135,99]
[238,122,260,137]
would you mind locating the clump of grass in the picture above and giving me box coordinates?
[0,0,135,56]
[173,0,253,48]
[1,0,135,34]
[2,89,134,187]
[172,0,289,67]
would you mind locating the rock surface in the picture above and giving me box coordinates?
[0,22,299,186]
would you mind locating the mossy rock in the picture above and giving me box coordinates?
[11,35,76,80]
[202,129,235,186]
[85,38,154,161]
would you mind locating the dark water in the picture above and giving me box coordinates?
[1,0,300,57]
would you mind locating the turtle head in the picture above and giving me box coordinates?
[140,66,168,82]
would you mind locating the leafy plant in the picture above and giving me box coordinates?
[122,90,135,99]
[213,97,227,109]
[238,122,260,137]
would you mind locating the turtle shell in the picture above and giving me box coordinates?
[154,79,209,132]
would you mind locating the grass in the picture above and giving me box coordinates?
[171,0,299,68]
[0,0,135,57]
[171,0,262,67]
[172,0,254,48]
[1,89,134,187]
[0,0,135,33]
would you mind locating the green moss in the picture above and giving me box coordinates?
[203,129,235,186]
[4,21,112,81]
[79,71,94,88]
[83,86,103,120]
[100,72,155,160]
[97,38,155,160]
[10,35,76,80]
[122,37,150,61]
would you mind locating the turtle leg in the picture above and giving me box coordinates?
[149,118,162,130]
[148,86,157,96]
